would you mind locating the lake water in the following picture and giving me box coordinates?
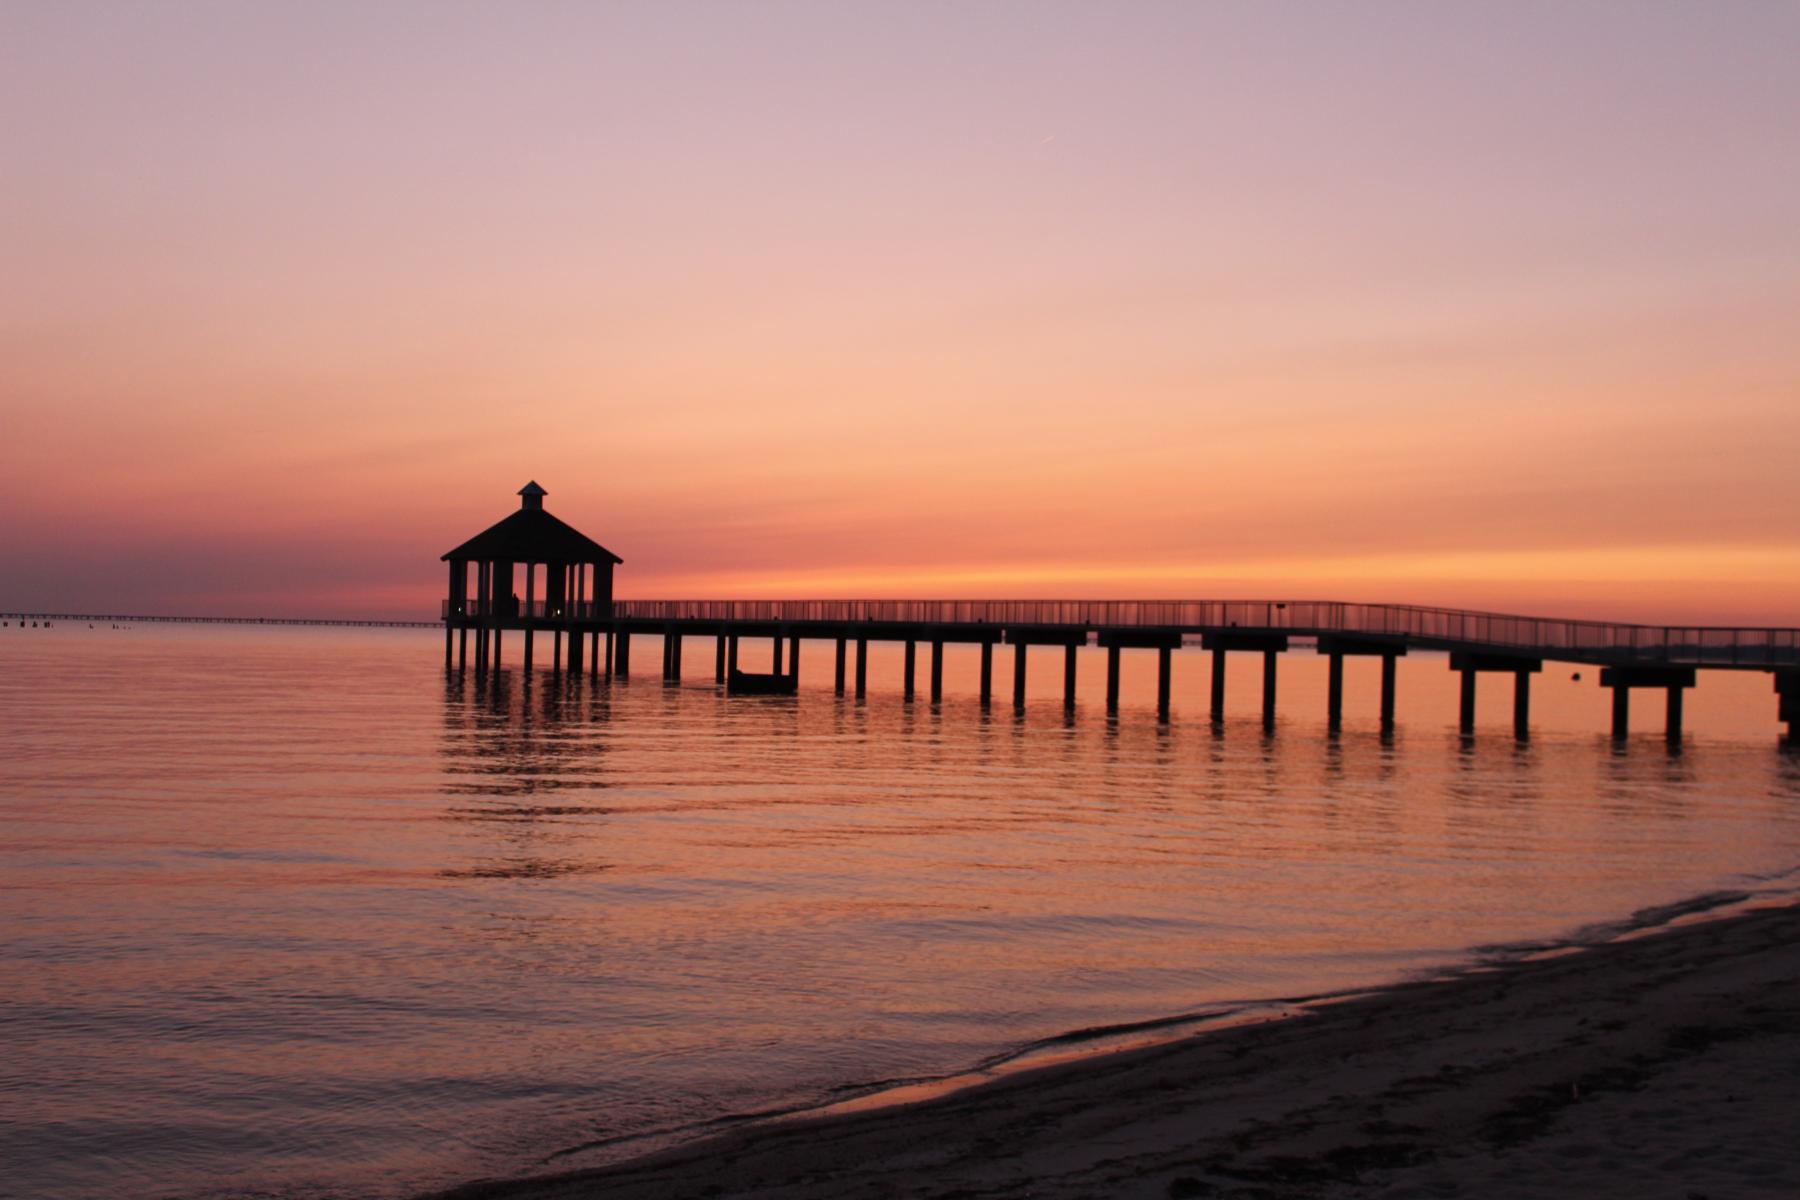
[3,622,1798,1200]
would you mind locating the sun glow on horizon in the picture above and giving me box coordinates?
[3,4,1797,624]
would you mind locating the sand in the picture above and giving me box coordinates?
[429,901,1800,1199]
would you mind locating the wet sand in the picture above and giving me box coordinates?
[430,901,1800,1199]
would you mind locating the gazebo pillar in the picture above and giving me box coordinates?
[569,563,585,677]
[455,559,470,671]
[475,561,490,672]
[523,562,536,673]
[444,559,458,669]
[492,560,511,671]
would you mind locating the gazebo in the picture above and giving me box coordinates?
[441,482,623,673]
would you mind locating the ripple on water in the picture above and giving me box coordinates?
[1,626,1797,1199]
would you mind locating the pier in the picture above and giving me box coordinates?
[444,485,1800,743]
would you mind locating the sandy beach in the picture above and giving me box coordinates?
[430,900,1800,1200]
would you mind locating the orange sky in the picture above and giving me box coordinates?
[3,3,1797,623]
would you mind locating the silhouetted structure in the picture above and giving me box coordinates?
[439,488,1800,745]
[441,482,622,677]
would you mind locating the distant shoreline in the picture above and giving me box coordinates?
[0,612,438,628]
[424,897,1800,1200]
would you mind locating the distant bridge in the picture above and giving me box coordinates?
[2,612,438,628]
[442,597,1800,743]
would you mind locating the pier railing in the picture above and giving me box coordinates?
[441,598,1800,667]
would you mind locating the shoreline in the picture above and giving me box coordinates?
[428,897,1800,1199]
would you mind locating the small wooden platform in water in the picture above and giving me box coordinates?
[728,669,797,696]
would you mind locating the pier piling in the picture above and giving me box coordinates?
[1262,650,1278,730]
[1449,653,1543,738]
[1776,672,1800,745]
[1326,652,1344,731]
[1157,647,1172,723]
[1599,666,1695,743]
[1210,649,1225,723]
[1381,654,1397,729]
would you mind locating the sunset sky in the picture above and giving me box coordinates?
[3,2,1797,622]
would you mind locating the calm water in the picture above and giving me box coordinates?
[3,623,1798,1200]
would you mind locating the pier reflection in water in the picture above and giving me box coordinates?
[1,626,1797,1200]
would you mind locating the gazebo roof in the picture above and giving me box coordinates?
[441,484,623,563]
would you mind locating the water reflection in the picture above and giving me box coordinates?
[5,629,1800,1200]
[440,671,618,881]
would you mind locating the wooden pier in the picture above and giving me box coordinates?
[443,485,1800,743]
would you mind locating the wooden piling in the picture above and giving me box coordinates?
[1210,648,1226,723]
[1513,670,1531,740]
[1261,649,1278,730]
[1380,654,1396,729]
[1327,653,1344,731]
[1157,647,1172,723]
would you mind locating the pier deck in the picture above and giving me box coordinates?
[443,597,1800,742]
